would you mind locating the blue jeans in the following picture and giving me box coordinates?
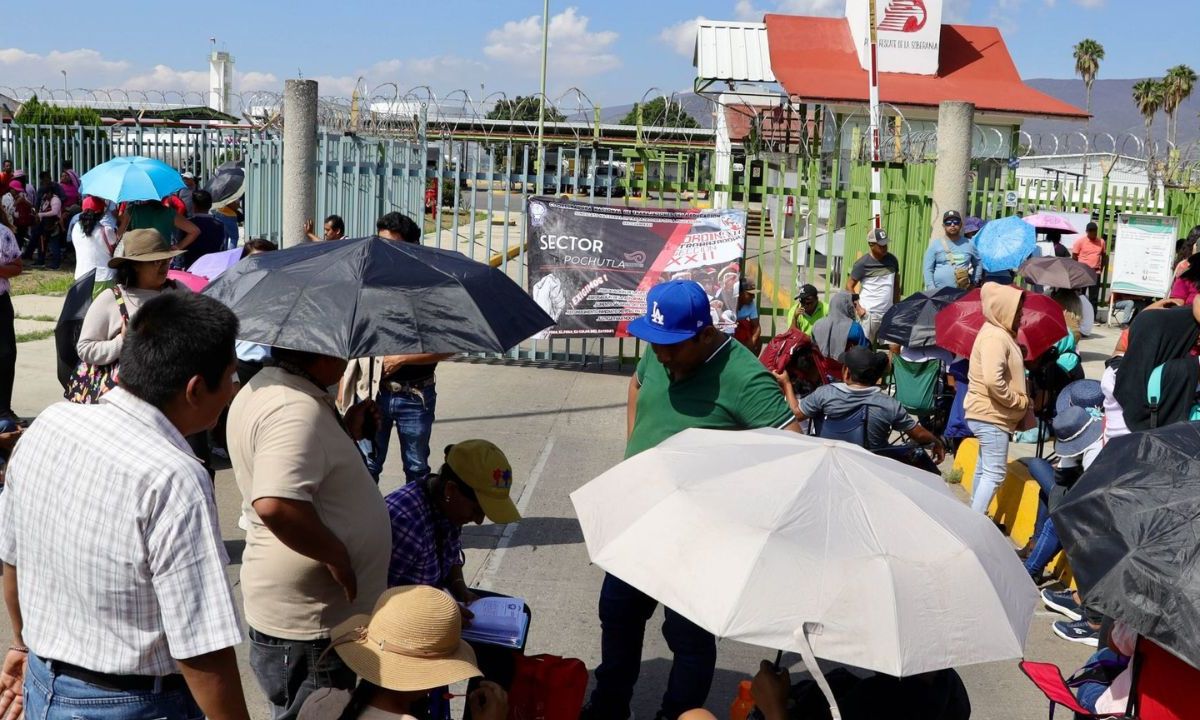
[366,384,437,483]
[216,214,239,250]
[1020,457,1057,535]
[967,420,1010,514]
[590,573,717,720]
[1019,458,1062,576]
[248,628,356,720]
[24,653,201,720]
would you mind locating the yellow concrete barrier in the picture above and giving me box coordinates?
[954,438,1074,586]
[489,243,523,268]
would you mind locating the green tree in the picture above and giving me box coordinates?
[1072,38,1104,176]
[1163,64,1197,146]
[10,95,107,176]
[1133,78,1166,192]
[618,97,700,129]
[485,95,565,123]
[12,95,102,126]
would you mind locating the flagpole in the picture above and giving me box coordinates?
[536,0,550,195]
[867,0,882,230]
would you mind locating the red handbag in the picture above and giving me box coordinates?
[506,654,588,720]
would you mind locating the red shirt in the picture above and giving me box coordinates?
[1072,235,1105,270]
[163,195,187,217]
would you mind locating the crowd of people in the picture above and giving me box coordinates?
[0,151,1197,720]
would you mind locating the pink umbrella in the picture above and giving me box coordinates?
[167,269,209,292]
[1023,213,1080,235]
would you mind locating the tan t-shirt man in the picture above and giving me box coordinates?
[228,366,391,640]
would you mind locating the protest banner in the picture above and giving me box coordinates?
[526,197,748,338]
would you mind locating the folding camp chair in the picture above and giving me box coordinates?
[813,406,869,448]
[892,356,951,435]
[1020,659,1135,720]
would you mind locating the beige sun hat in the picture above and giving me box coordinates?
[108,228,184,268]
[329,585,481,692]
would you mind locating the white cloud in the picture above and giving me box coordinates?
[1073,0,1104,6]
[659,16,709,58]
[0,48,132,90]
[311,56,489,98]
[484,7,620,79]
[735,0,842,21]
[123,65,209,92]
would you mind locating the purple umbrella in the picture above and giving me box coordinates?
[188,247,244,280]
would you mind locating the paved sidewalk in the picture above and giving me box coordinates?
[5,297,1105,719]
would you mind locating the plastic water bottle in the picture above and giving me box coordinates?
[730,680,755,720]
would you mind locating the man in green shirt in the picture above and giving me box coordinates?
[785,283,828,334]
[585,280,799,720]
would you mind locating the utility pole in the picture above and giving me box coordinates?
[536,0,550,194]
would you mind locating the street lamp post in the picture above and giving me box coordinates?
[536,0,549,194]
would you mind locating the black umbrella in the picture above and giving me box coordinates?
[54,270,97,390]
[204,160,244,208]
[202,236,555,357]
[1019,256,1098,289]
[1053,422,1200,670]
[876,286,966,348]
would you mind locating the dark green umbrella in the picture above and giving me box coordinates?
[1053,422,1200,670]
[202,236,554,357]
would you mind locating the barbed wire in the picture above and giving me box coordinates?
[2,84,1198,185]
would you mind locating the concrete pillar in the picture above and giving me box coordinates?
[930,101,975,239]
[282,79,318,248]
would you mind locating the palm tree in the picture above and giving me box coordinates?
[1073,39,1104,180]
[1132,78,1165,194]
[1163,64,1197,146]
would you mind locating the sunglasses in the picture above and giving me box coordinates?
[944,219,962,226]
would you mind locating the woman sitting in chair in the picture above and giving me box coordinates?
[809,291,869,382]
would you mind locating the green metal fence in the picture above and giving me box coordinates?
[8,118,1200,369]
[1,122,253,183]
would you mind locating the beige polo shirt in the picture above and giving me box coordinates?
[228,366,391,641]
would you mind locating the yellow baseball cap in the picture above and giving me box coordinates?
[446,440,521,524]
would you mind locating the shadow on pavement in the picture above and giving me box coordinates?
[1078,350,1111,364]
[436,403,626,424]
[628,657,755,718]
[462,516,585,549]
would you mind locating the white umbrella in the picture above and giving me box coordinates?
[571,428,1037,717]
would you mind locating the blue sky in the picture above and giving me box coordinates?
[1,0,1196,108]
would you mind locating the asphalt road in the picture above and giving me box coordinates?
[6,319,1103,719]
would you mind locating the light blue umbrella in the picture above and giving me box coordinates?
[974,215,1037,272]
[79,156,185,203]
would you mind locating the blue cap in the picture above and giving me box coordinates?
[628,280,713,345]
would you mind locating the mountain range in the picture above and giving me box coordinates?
[587,78,1200,150]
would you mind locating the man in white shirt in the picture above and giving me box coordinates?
[0,292,251,720]
[847,228,901,342]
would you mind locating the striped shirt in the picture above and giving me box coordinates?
[0,388,242,675]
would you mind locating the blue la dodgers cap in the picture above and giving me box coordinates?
[628,280,713,345]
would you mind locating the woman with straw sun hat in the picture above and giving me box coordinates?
[298,585,508,720]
